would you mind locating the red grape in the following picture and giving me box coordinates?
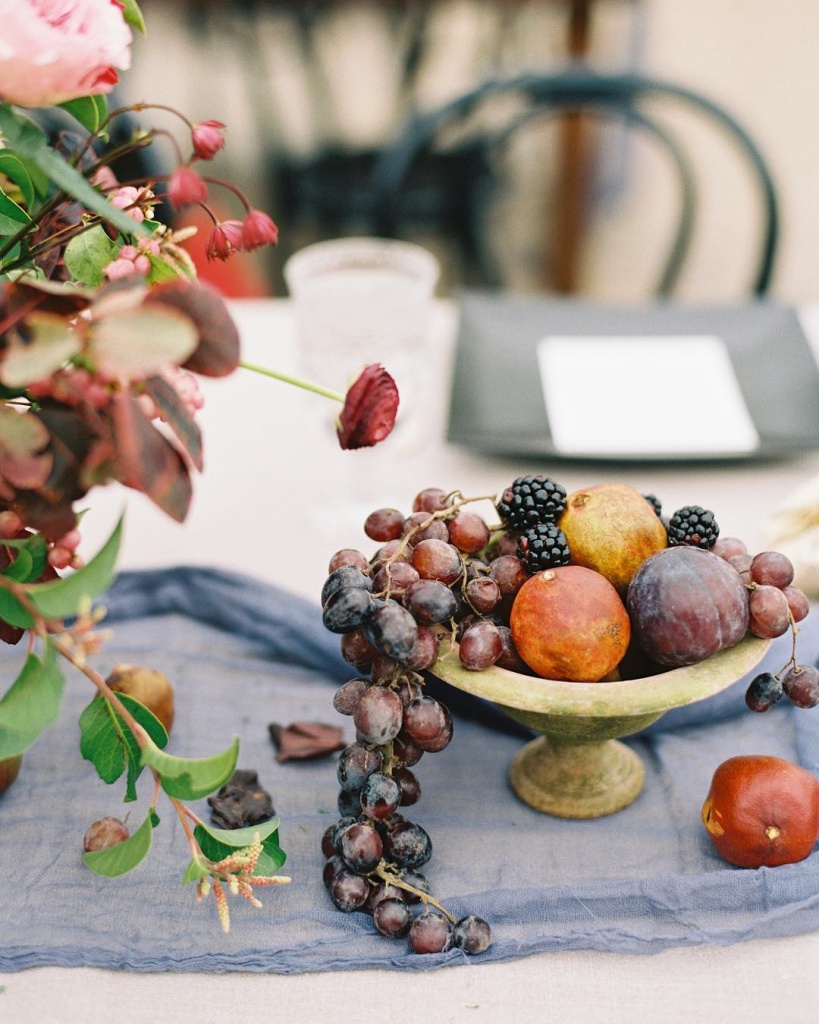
[448,512,490,554]
[409,909,451,953]
[459,620,503,670]
[360,772,401,820]
[373,561,420,597]
[404,580,457,624]
[750,551,794,589]
[712,537,747,561]
[403,627,440,671]
[333,677,369,715]
[340,821,383,873]
[374,897,412,938]
[465,576,501,614]
[329,548,370,573]
[452,915,492,954]
[782,664,819,708]
[395,767,421,806]
[353,686,404,744]
[365,508,405,542]
[748,585,790,638]
[489,555,527,596]
[411,539,462,585]
[404,696,448,744]
[340,631,379,669]
[413,488,450,513]
[783,586,810,623]
[330,869,370,911]
[402,513,449,545]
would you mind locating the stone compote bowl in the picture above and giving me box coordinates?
[431,635,770,819]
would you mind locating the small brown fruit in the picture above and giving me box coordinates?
[702,755,819,868]
[0,754,22,796]
[559,483,667,594]
[107,664,174,734]
[83,816,130,853]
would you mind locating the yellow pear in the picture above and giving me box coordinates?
[558,483,667,594]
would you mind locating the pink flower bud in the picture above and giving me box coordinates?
[48,547,72,570]
[206,219,244,261]
[336,364,399,450]
[111,186,145,223]
[134,254,151,275]
[191,120,226,160]
[103,258,137,280]
[118,244,138,260]
[241,210,279,251]
[168,166,208,209]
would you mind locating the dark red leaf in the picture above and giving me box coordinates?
[143,376,203,471]
[110,393,192,522]
[267,721,345,762]
[144,282,240,377]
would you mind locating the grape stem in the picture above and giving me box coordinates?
[375,862,457,924]
[775,610,800,678]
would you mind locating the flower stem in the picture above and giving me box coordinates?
[239,361,344,403]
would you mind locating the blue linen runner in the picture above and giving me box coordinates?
[1,567,818,973]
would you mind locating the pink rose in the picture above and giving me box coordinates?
[0,0,132,108]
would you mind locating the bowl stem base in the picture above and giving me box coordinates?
[509,735,644,819]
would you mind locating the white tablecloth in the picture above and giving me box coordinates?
[7,299,819,1024]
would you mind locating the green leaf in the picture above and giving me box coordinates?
[182,856,210,886]
[120,0,147,34]
[26,515,123,619]
[93,306,198,378]
[0,642,64,758]
[0,105,147,239]
[145,253,182,285]
[82,810,153,878]
[0,151,35,211]
[142,737,239,801]
[59,96,109,139]
[79,692,168,802]
[0,187,30,235]
[64,225,119,288]
[1,534,48,582]
[2,548,33,582]
[0,311,82,388]
[194,817,286,874]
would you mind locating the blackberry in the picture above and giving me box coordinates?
[517,523,571,573]
[643,494,662,517]
[496,475,567,531]
[667,506,719,549]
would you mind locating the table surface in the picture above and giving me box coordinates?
[7,299,819,1024]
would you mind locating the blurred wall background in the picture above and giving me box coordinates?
[127,1,819,303]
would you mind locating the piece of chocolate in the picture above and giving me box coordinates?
[207,769,275,829]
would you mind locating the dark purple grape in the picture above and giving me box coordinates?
[333,678,369,716]
[337,743,383,792]
[395,766,420,806]
[745,672,784,713]
[448,513,490,554]
[364,602,419,661]
[411,539,463,585]
[452,916,492,954]
[393,732,424,767]
[783,586,810,623]
[323,854,345,888]
[322,587,373,634]
[496,625,528,673]
[329,548,370,573]
[340,821,383,874]
[750,551,795,589]
[374,897,412,938]
[330,869,370,911]
[403,627,440,671]
[465,576,502,614]
[459,620,503,670]
[385,821,432,868]
[321,825,336,858]
[748,585,790,639]
[360,771,401,820]
[337,789,363,816]
[404,696,448,745]
[416,708,452,753]
[331,815,359,850]
[353,686,404,744]
[782,664,819,708]
[401,869,430,903]
[402,513,449,546]
[365,508,405,542]
[371,654,397,682]
[321,566,372,607]
[404,580,457,625]
[409,909,451,953]
[413,488,449,513]
[373,561,420,597]
[366,882,405,914]
[489,555,528,596]
[340,630,379,670]
[395,678,418,708]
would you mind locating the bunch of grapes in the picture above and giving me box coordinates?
[708,540,817,712]
[319,486,510,955]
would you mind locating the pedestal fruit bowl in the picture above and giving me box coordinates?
[430,635,771,819]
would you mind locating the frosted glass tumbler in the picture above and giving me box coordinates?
[284,237,440,413]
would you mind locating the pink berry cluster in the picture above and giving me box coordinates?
[0,510,82,570]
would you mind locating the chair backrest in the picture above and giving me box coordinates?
[370,69,780,297]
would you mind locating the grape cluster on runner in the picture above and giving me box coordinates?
[319,475,815,952]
